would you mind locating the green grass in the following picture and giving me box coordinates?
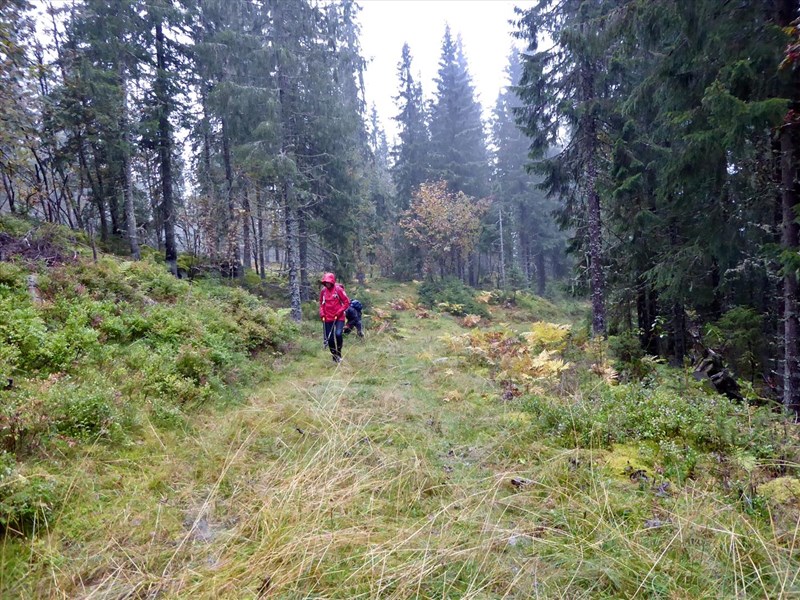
[1,262,799,598]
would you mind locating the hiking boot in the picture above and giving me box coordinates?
[332,355,342,364]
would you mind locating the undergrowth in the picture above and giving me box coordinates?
[418,277,490,318]
[0,217,295,534]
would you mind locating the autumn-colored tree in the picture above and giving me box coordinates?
[400,180,487,279]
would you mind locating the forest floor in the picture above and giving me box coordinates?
[3,279,800,599]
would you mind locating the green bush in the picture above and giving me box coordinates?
[608,330,658,380]
[418,277,490,318]
[0,461,56,534]
[127,260,190,301]
[52,382,118,440]
[0,214,35,237]
[148,398,186,430]
[0,293,48,374]
[519,294,565,321]
[0,392,53,454]
[0,262,25,287]
[521,380,785,462]
[301,300,319,321]
[175,345,214,384]
[0,248,295,455]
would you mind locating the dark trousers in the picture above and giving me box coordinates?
[323,320,344,358]
[344,315,363,336]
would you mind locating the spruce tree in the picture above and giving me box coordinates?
[0,0,33,216]
[391,43,430,211]
[515,1,625,336]
[493,48,562,293]
[429,26,489,200]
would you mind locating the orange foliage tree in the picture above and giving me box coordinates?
[400,180,488,278]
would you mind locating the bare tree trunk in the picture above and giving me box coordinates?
[781,128,799,415]
[498,207,506,289]
[221,118,241,278]
[2,173,15,213]
[535,251,546,296]
[242,183,252,272]
[586,155,605,336]
[199,91,221,259]
[637,280,659,355]
[145,154,163,250]
[517,201,532,286]
[120,64,140,260]
[275,0,300,318]
[155,19,177,276]
[298,207,310,301]
[285,182,302,322]
[256,187,266,280]
[671,301,686,366]
[666,220,686,365]
[85,146,110,242]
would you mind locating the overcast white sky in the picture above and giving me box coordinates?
[358,0,533,144]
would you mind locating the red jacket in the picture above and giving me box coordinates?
[319,274,350,322]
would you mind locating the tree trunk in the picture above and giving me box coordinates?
[155,19,177,276]
[108,179,122,235]
[242,184,252,272]
[710,257,722,320]
[200,90,219,258]
[285,182,302,322]
[580,55,606,337]
[671,301,686,367]
[221,118,241,277]
[256,187,266,280]
[120,65,140,260]
[467,251,476,286]
[2,173,15,213]
[781,127,800,415]
[498,207,506,289]
[88,146,109,242]
[637,280,659,355]
[535,252,546,296]
[145,154,163,251]
[586,155,606,336]
[667,220,686,365]
[298,207,310,301]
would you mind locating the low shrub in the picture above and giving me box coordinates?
[418,277,490,318]
[447,325,570,391]
[608,330,660,380]
[520,380,788,464]
[0,248,296,462]
[0,461,56,534]
[52,382,118,440]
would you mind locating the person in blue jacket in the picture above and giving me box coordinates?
[343,299,364,338]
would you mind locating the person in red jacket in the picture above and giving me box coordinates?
[319,272,350,363]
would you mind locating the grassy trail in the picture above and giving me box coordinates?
[6,287,541,598]
[5,284,799,599]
